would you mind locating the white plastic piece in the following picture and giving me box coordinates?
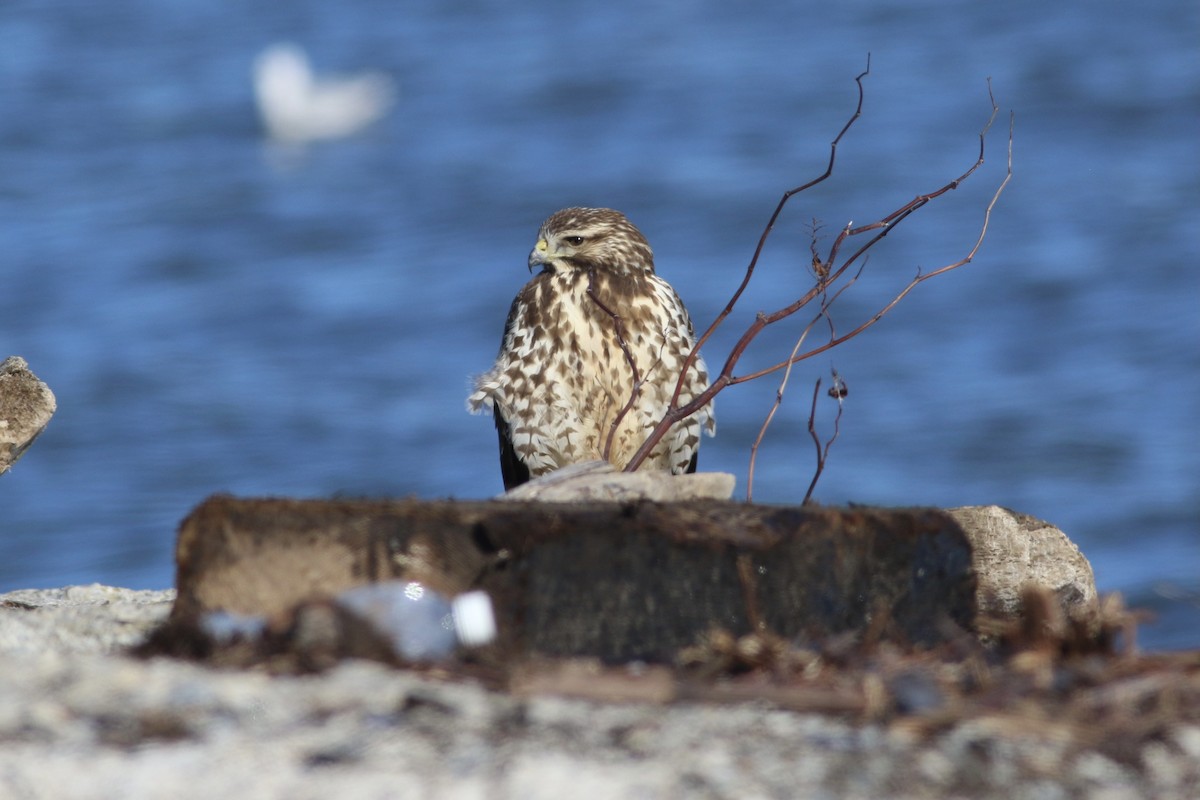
[451,590,497,647]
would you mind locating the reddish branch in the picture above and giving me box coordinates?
[624,62,1014,477]
[746,245,859,500]
[800,370,847,505]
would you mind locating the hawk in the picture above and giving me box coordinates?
[468,207,716,490]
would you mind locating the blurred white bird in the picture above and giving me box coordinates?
[253,43,395,143]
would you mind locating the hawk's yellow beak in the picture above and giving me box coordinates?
[528,238,551,271]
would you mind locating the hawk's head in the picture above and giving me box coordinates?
[528,207,655,277]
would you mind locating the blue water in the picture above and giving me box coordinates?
[2,1,1196,649]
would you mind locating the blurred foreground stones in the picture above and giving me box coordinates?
[2,582,1197,800]
[0,356,56,475]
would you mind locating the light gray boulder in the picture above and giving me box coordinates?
[947,505,1099,629]
[0,584,175,656]
[499,460,736,502]
[0,356,57,475]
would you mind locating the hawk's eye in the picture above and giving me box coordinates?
[563,236,585,246]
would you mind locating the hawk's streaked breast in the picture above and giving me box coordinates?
[468,207,715,489]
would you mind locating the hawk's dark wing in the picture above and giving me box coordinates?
[490,291,534,491]
[494,410,530,490]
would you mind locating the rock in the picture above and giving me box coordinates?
[500,460,737,502]
[947,505,1099,632]
[168,496,977,660]
[0,355,57,475]
[162,499,1108,661]
[0,584,175,655]
[1,585,1197,800]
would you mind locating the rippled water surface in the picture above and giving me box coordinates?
[2,0,1196,648]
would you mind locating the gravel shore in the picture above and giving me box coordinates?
[2,585,1196,799]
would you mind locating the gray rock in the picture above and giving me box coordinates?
[499,459,737,501]
[947,505,1099,629]
[0,356,57,475]
[0,584,175,655]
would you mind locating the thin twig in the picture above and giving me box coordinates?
[671,55,873,412]
[736,90,1011,384]
[747,248,864,499]
[746,312,809,502]
[802,368,846,505]
[624,77,1013,474]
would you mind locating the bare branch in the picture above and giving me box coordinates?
[623,69,1013,479]
[802,369,846,505]
[746,244,854,500]
[672,55,873,409]
[747,312,814,502]
[735,89,1012,384]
